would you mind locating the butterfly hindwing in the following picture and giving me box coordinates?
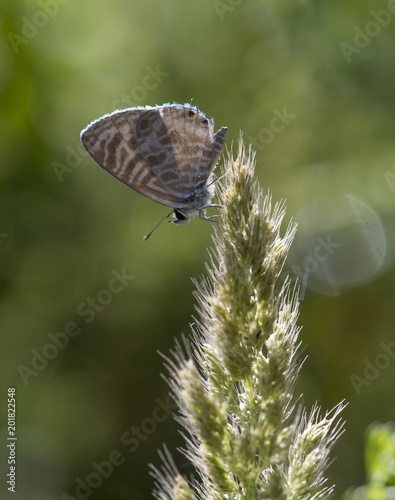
[160,106,223,190]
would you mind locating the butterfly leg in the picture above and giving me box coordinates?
[199,204,223,210]
[202,215,221,222]
[198,205,223,222]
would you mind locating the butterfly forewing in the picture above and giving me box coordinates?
[81,108,187,207]
[135,109,190,199]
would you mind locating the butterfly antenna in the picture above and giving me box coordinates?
[143,210,174,240]
[207,173,225,188]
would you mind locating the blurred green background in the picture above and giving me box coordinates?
[1,0,395,498]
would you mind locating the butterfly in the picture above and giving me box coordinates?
[80,103,228,239]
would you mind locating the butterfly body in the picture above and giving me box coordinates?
[80,103,227,228]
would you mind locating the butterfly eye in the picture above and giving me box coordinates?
[202,119,209,125]
[174,210,187,221]
[187,110,195,117]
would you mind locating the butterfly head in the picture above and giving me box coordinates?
[171,209,194,225]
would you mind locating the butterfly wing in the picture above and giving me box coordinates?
[81,104,227,208]
[162,106,227,190]
[80,107,187,208]
[136,105,227,198]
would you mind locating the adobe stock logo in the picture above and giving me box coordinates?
[339,3,395,62]
[291,235,341,300]
[247,107,296,152]
[7,0,71,54]
[61,395,177,500]
[213,0,244,21]
[110,65,169,110]
[350,341,395,395]
[17,268,135,385]
[384,169,395,193]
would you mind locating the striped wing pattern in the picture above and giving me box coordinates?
[80,104,227,209]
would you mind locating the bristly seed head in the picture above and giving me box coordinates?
[150,137,345,500]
